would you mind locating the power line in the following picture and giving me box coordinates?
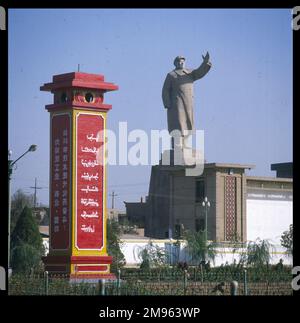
[17,177,146,188]
[13,177,49,185]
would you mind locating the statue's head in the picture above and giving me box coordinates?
[173,56,185,69]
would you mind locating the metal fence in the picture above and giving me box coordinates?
[8,267,293,296]
[120,266,292,283]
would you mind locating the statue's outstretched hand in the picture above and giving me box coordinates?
[202,52,211,65]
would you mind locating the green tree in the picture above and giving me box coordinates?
[107,219,126,272]
[11,242,43,273]
[11,206,44,273]
[134,240,167,270]
[239,238,274,267]
[138,248,151,271]
[280,224,293,256]
[10,189,34,232]
[184,230,216,265]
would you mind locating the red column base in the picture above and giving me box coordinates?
[42,255,115,279]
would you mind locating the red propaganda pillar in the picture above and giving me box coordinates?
[41,72,118,280]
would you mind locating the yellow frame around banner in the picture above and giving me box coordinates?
[71,109,108,258]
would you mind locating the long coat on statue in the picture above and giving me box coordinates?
[162,61,211,135]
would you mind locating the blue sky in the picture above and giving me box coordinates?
[8,9,293,210]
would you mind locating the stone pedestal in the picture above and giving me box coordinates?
[160,148,203,167]
[145,162,253,242]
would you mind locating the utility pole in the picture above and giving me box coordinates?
[30,177,43,208]
[109,191,118,209]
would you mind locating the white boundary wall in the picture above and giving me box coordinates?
[42,238,292,266]
[120,239,292,267]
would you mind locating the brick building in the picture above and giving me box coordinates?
[125,162,292,244]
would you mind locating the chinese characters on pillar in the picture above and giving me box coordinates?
[76,114,104,249]
[51,114,70,250]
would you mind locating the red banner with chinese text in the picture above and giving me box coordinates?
[50,114,71,250]
[76,113,104,250]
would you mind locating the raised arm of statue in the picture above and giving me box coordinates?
[191,52,212,81]
[162,73,172,109]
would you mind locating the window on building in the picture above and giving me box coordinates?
[195,179,205,203]
[61,92,68,103]
[195,218,205,232]
[85,92,94,103]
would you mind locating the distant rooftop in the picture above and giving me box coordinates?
[205,163,255,170]
[39,225,49,237]
[271,162,293,178]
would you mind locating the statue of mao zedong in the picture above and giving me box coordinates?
[162,53,212,148]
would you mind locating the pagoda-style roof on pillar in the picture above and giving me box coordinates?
[40,72,118,112]
[40,72,118,92]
